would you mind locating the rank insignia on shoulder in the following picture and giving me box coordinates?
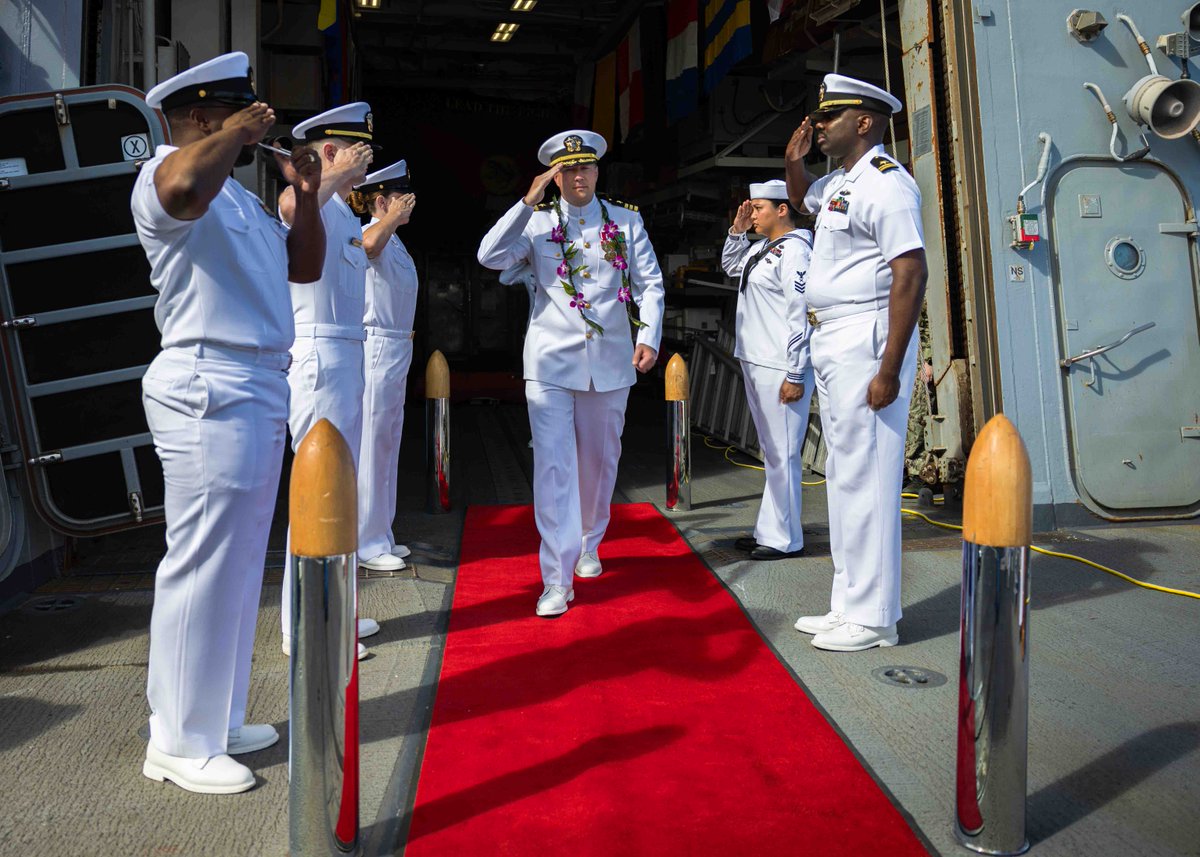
[533,201,554,211]
[827,196,850,214]
[871,156,899,173]
[600,194,639,212]
[350,237,364,247]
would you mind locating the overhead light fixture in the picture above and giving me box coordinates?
[490,22,519,42]
[356,0,381,9]
[511,0,538,11]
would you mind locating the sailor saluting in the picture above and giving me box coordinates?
[477,130,665,617]
[785,73,928,652]
[132,51,324,794]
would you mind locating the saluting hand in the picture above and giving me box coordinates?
[331,142,373,181]
[786,117,814,163]
[732,200,753,233]
[523,164,563,207]
[278,147,322,196]
[225,101,276,145]
[393,193,416,226]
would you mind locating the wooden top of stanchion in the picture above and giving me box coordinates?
[665,353,689,401]
[290,418,357,557]
[962,414,1032,548]
[426,349,450,399]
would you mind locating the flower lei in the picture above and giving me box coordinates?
[549,198,646,336]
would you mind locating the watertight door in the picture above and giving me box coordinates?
[1050,160,1200,519]
[0,87,168,535]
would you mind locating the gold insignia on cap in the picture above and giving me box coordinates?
[564,135,583,153]
[366,112,374,133]
[818,82,826,102]
[198,89,207,98]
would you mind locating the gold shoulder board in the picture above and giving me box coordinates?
[533,201,554,211]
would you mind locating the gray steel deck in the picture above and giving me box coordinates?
[0,390,1196,856]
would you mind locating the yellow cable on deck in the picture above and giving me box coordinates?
[700,431,1199,601]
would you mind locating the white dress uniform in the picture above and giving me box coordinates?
[133,59,294,760]
[804,100,924,629]
[477,131,664,597]
[356,174,419,561]
[280,103,373,638]
[721,182,814,554]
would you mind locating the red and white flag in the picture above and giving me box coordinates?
[617,19,644,142]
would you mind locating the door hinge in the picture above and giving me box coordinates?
[128,491,144,522]
[1181,426,1200,439]
[0,317,37,329]
[1159,222,1198,235]
[28,452,63,466]
[53,92,70,126]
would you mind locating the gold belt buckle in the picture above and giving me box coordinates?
[806,310,819,328]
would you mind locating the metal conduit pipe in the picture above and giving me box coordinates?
[1115,14,1159,76]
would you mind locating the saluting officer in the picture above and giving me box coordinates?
[277,102,378,658]
[720,180,814,561]
[133,51,324,793]
[347,161,418,572]
[477,130,665,617]
[785,74,927,652]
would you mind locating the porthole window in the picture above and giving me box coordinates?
[1105,236,1146,280]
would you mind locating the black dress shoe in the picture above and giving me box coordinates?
[734,536,759,552]
[750,545,805,560]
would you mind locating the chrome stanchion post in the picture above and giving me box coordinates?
[289,419,360,856]
[425,349,451,514]
[665,353,691,512]
[955,414,1033,855]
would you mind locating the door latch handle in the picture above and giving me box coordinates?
[1060,322,1156,368]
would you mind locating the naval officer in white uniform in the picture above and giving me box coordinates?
[721,180,814,561]
[785,74,927,651]
[277,102,380,656]
[347,161,418,570]
[477,130,665,617]
[132,52,325,793]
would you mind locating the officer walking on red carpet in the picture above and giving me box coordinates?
[721,180,814,562]
[785,74,927,651]
[477,130,665,617]
[132,51,324,793]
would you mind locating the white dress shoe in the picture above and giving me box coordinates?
[358,618,380,638]
[811,622,898,652]
[574,550,603,578]
[226,724,278,755]
[536,585,574,617]
[360,553,406,571]
[390,544,411,559]
[283,636,369,661]
[143,744,255,794]
[794,611,845,635]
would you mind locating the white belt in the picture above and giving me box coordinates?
[173,342,292,371]
[293,322,367,341]
[365,325,415,340]
[807,300,887,328]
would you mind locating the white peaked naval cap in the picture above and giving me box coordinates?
[814,73,903,115]
[293,102,377,144]
[356,160,410,191]
[145,51,256,112]
[749,179,790,200]
[538,130,607,167]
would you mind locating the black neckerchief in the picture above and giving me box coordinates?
[739,232,808,292]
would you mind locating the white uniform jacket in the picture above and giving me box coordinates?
[132,145,293,351]
[290,193,369,340]
[364,220,418,332]
[721,228,813,385]
[477,195,665,393]
[803,144,924,311]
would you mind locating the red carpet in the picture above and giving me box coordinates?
[404,504,930,856]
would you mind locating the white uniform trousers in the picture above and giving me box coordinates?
[810,310,917,627]
[740,360,813,553]
[142,347,289,758]
[357,331,413,559]
[526,380,630,587]
[282,334,365,635]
